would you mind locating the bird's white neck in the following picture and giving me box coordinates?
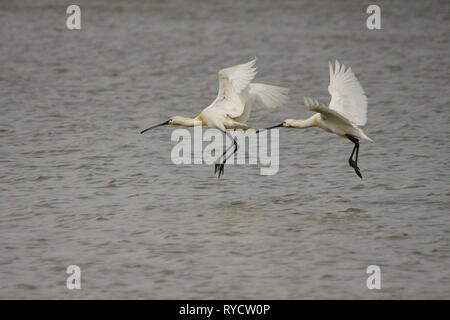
[286,115,318,129]
[171,116,202,127]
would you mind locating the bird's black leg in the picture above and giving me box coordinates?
[215,131,232,175]
[215,144,231,175]
[214,146,226,175]
[218,137,238,178]
[215,131,238,178]
[346,135,362,179]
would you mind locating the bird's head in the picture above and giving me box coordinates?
[282,119,296,128]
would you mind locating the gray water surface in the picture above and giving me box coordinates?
[0,0,449,299]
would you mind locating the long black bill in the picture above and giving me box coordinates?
[256,123,283,134]
[140,120,170,134]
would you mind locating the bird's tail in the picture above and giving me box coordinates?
[249,83,289,109]
[358,128,373,142]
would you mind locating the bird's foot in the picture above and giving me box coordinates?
[214,163,219,174]
[354,166,363,179]
[215,163,225,178]
[349,160,362,179]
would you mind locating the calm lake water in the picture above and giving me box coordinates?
[0,0,448,299]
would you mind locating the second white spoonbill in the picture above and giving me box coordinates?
[264,60,372,178]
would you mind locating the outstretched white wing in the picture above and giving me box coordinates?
[206,58,257,118]
[328,60,367,126]
[230,83,289,123]
[249,83,289,109]
[219,58,257,94]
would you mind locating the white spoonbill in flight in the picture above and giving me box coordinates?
[140,58,289,177]
[263,60,372,178]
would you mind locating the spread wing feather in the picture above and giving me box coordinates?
[304,97,353,126]
[249,83,289,109]
[206,58,257,118]
[328,60,367,126]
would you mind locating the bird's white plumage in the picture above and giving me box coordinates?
[264,60,371,179]
[207,59,257,118]
[304,97,352,126]
[303,96,372,141]
[141,58,288,178]
[219,58,257,95]
[250,83,289,109]
[328,60,367,126]
[296,61,371,141]
[204,58,289,125]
